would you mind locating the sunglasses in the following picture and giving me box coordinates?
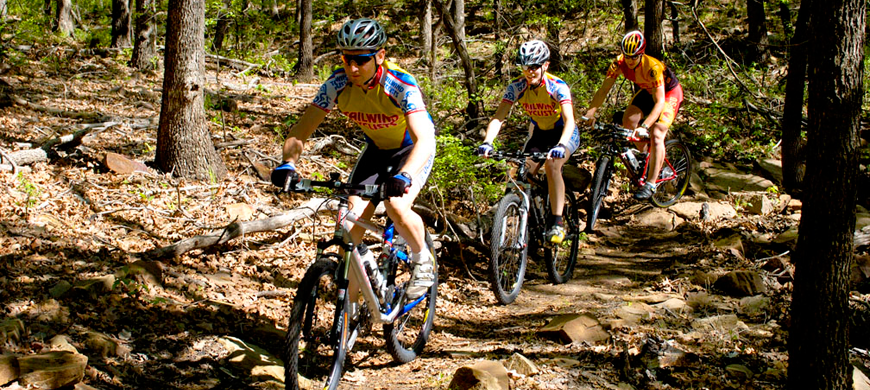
[342,51,378,65]
[625,53,643,60]
[522,64,542,71]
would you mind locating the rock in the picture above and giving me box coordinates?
[634,208,685,231]
[714,271,766,297]
[692,314,749,333]
[614,302,656,325]
[226,203,254,221]
[252,161,271,181]
[688,171,705,195]
[761,257,789,273]
[671,202,737,221]
[48,335,78,354]
[504,353,539,376]
[746,194,774,215]
[85,331,130,358]
[773,225,799,246]
[854,365,870,390]
[73,275,115,295]
[49,281,72,298]
[787,198,802,211]
[104,152,150,175]
[653,298,692,315]
[725,363,754,379]
[852,255,870,292]
[738,295,770,316]
[0,318,26,345]
[124,260,163,286]
[713,233,744,259]
[563,165,591,192]
[539,314,610,345]
[703,165,776,193]
[0,354,19,385]
[447,360,509,390]
[218,336,284,382]
[756,158,783,184]
[17,351,88,389]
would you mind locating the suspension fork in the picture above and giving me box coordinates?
[509,182,533,248]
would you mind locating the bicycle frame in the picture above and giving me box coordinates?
[594,124,679,187]
[296,179,418,326]
[494,152,550,247]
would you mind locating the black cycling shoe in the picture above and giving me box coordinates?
[634,184,656,200]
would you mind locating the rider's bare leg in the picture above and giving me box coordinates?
[544,157,567,215]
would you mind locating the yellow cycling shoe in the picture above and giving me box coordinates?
[546,225,565,245]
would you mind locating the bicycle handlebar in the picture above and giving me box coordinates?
[580,116,649,142]
[285,172,383,199]
[487,150,549,162]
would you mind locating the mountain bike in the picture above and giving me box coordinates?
[282,172,437,390]
[485,151,580,305]
[585,121,693,233]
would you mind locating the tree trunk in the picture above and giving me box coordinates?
[212,0,233,52]
[296,0,313,82]
[494,0,504,78]
[788,0,864,389]
[621,0,638,32]
[55,0,74,37]
[546,20,562,71]
[44,0,51,16]
[157,0,228,180]
[130,0,157,70]
[434,0,481,128]
[421,0,432,59]
[778,0,793,37]
[0,0,7,19]
[429,19,437,84]
[747,0,769,64]
[111,0,132,48]
[781,0,811,196]
[668,0,680,45]
[643,0,664,60]
[452,0,465,43]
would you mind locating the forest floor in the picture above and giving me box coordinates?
[0,48,867,390]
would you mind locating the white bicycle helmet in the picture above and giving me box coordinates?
[336,18,387,51]
[516,40,550,66]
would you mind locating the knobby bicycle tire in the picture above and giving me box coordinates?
[488,193,529,305]
[586,156,614,233]
[284,258,348,390]
[651,139,693,207]
[544,189,580,284]
[383,231,438,364]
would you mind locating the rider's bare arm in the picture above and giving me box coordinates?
[281,104,329,164]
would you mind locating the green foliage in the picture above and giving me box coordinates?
[16,172,40,211]
[425,135,504,206]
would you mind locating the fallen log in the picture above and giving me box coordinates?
[142,198,332,259]
[5,127,96,166]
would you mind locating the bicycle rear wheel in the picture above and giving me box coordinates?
[586,156,614,233]
[651,139,692,207]
[488,193,529,305]
[544,189,580,284]
[284,259,347,390]
[383,231,438,364]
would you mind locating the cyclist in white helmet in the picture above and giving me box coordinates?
[477,39,580,245]
[271,18,437,300]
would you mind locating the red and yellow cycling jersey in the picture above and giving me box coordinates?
[501,72,572,130]
[605,54,680,93]
[312,61,432,150]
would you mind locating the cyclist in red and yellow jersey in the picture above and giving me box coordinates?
[271,18,436,300]
[583,30,684,200]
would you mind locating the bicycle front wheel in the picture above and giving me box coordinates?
[651,139,692,207]
[586,156,614,233]
[383,231,437,364]
[544,189,580,284]
[488,193,529,305]
[284,259,347,390]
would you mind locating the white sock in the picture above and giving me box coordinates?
[411,246,430,263]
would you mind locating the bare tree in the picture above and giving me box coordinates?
[296,0,313,82]
[621,0,638,31]
[55,0,74,37]
[788,0,864,389]
[494,0,504,78]
[434,0,482,127]
[546,20,562,71]
[746,0,769,64]
[421,0,432,59]
[212,0,233,52]
[157,0,228,180]
[781,0,811,196]
[452,0,465,43]
[643,0,664,60]
[111,0,132,48]
[130,0,157,70]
